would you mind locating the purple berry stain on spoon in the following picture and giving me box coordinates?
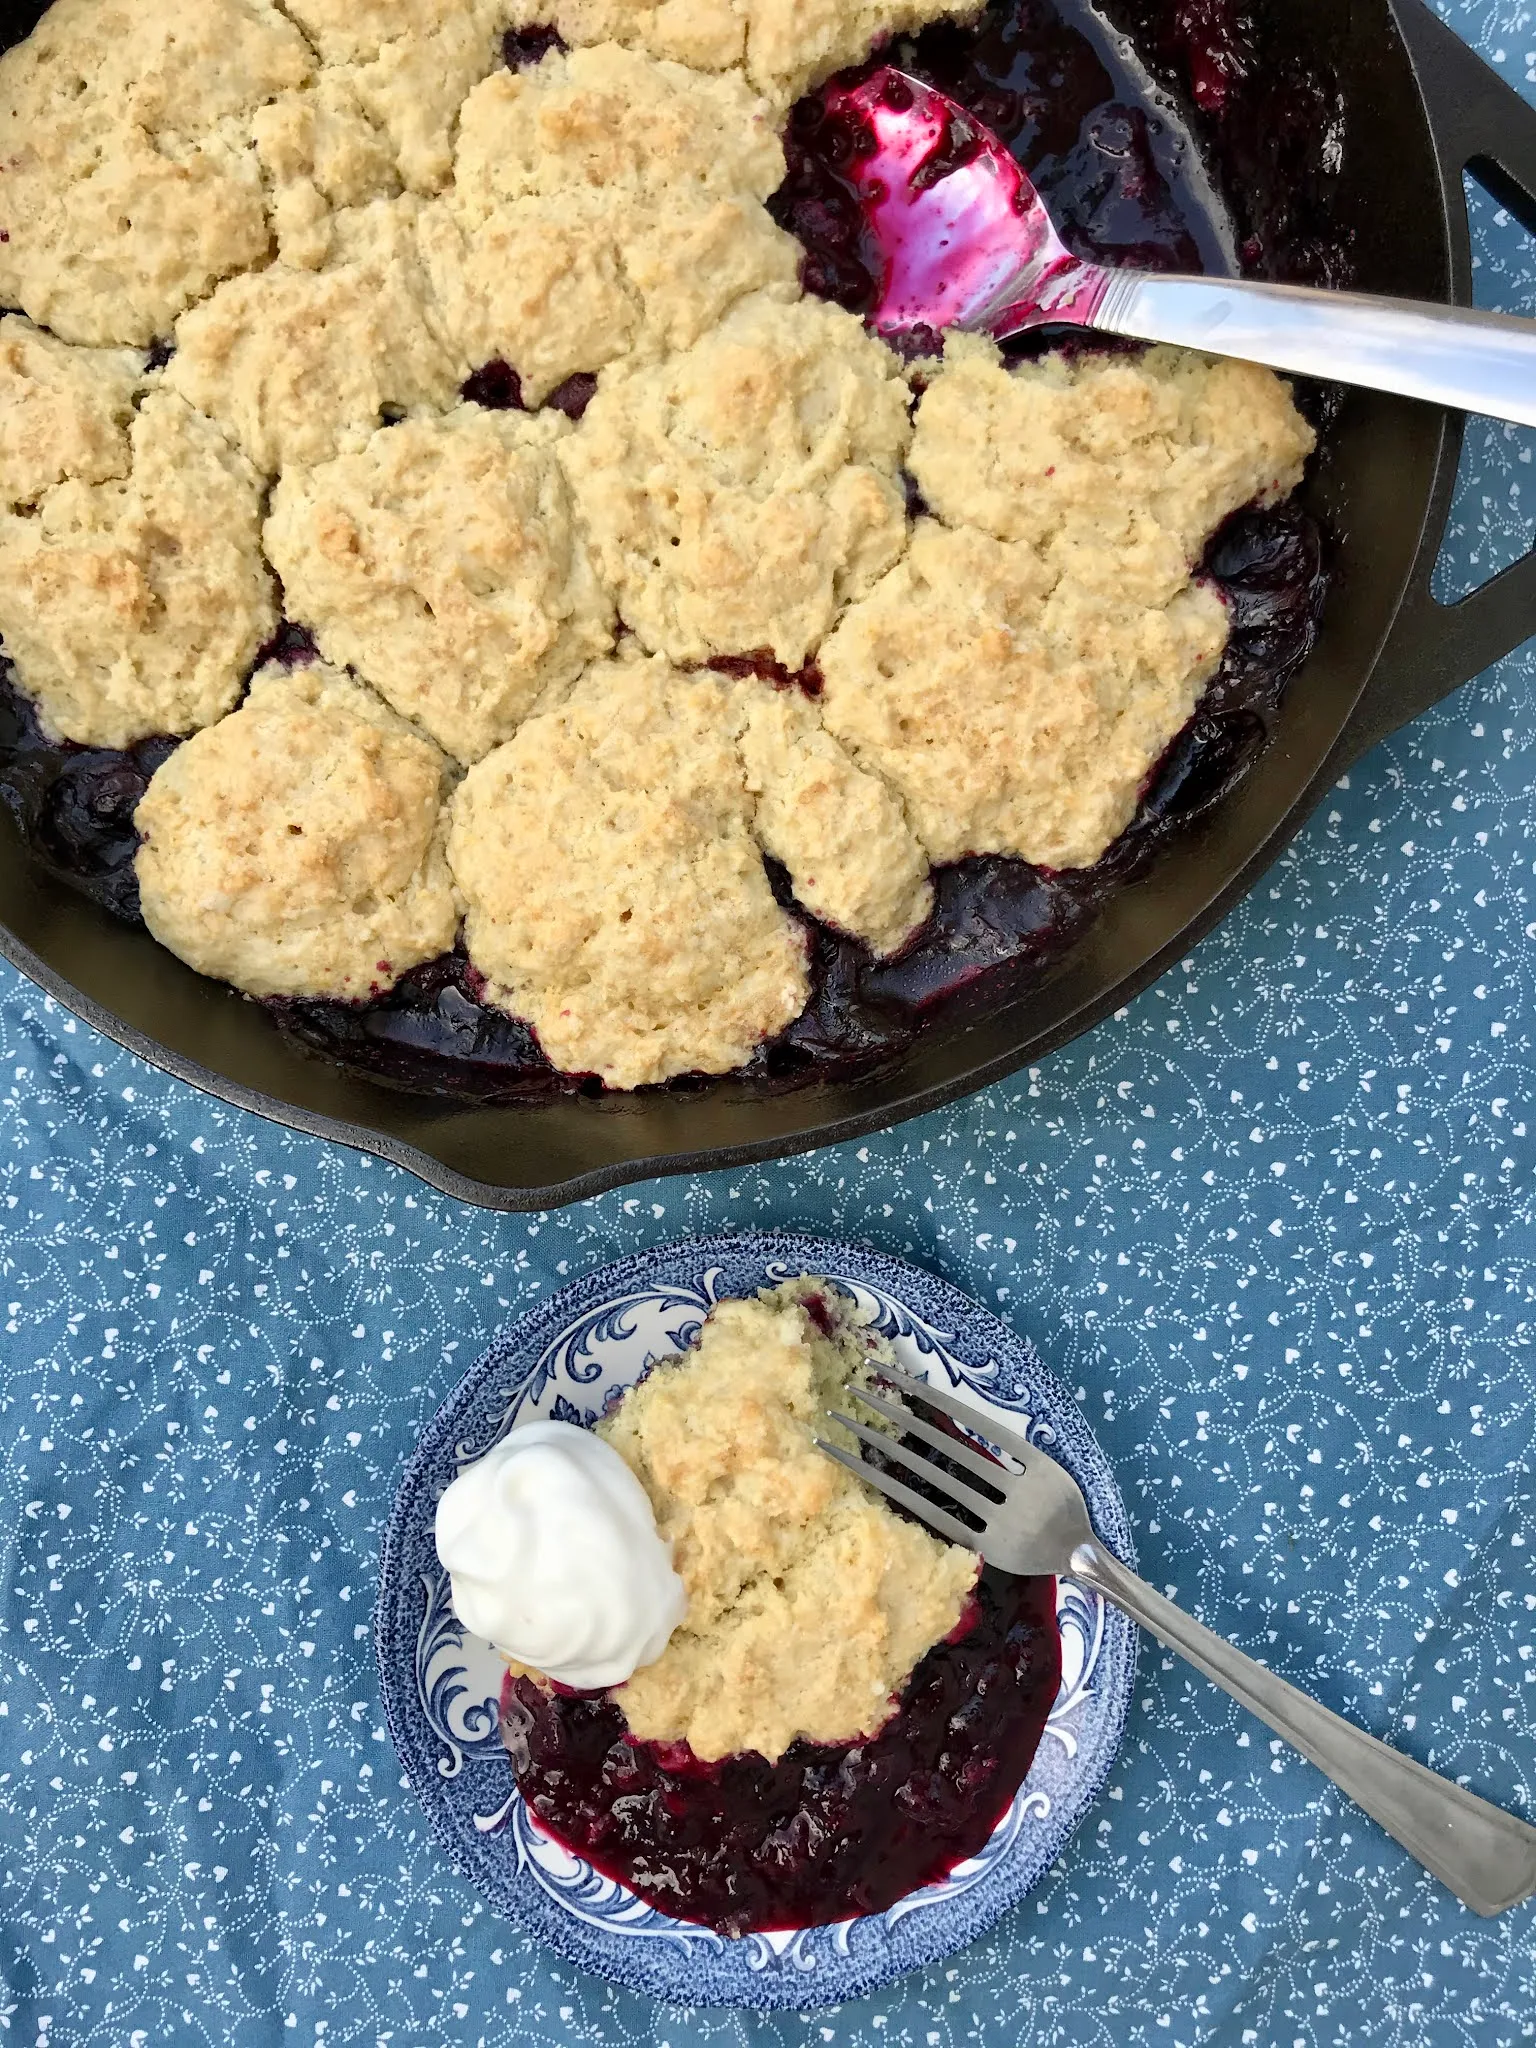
[825,67,1108,335]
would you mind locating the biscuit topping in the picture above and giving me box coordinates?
[166,198,467,474]
[423,44,798,402]
[0,0,313,346]
[501,0,985,106]
[135,660,458,1000]
[0,392,275,748]
[0,316,144,513]
[820,342,1316,869]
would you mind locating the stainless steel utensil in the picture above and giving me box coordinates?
[835,67,1536,429]
[819,1367,1536,1917]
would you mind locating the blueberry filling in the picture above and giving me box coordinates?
[461,360,600,419]
[545,371,599,421]
[0,0,1340,1102]
[771,0,1231,315]
[266,949,571,1103]
[502,1565,1060,1934]
[460,358,527,410]
[707,650,825,697]
[259,620,321,669]
[503,23,567,70]
[0,678,175,925]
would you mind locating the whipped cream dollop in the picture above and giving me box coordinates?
[433,1420,687,1691]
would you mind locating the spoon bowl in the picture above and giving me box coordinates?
[827,68,1107,336]
[836,64,1536,429]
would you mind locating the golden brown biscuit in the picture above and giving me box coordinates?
[265,405,614,765]
[0,0,313,345]
[426,45,797,402]
[452,40,784,216]
[597,1278,978,1761]
[820,341,1315,870]
[909,337,1316,602]
[166,198,466,474]
[821,518,1230,871]
[343,13,507,194]
[447,650,809,1087]
[277,0,505,66]
[502,0,982,105]
[270,1,509,214]
[135,660,459,1000]
[417,191,639,404]
[561,292,911,667]
[0,315,144,512]
[251,73,405,270]
[740,686,932,956]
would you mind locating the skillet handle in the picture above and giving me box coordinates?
[1341,1,1536,763]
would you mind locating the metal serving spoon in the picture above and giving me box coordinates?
[832,68,1536,429]
[819,1366,1536,1917]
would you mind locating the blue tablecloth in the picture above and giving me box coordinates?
[5,5,1536,2039]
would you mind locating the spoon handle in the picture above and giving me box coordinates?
[1069,1538,1536,1917]
[1081,269,1536,430]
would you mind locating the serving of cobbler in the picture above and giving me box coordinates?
[0,0,1325,1099]
[495,1278,1062,1934]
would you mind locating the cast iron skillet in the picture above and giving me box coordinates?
[1,0,1535,1211]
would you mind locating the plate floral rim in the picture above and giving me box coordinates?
[375,1230,1138,2011]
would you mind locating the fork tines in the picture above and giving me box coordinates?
[815,1366,1025,1553]
[815,1430,986,1550]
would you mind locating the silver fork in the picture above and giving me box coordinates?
[820,1367,1536,1918]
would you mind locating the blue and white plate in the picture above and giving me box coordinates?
[375,1231,1137,2011]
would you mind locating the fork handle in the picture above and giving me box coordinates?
[1070,1539,1536,1916]
[1081,271,1536,431]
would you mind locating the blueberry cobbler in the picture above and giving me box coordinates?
[0,0,1330,1098]
[435,1278,1062,1933]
